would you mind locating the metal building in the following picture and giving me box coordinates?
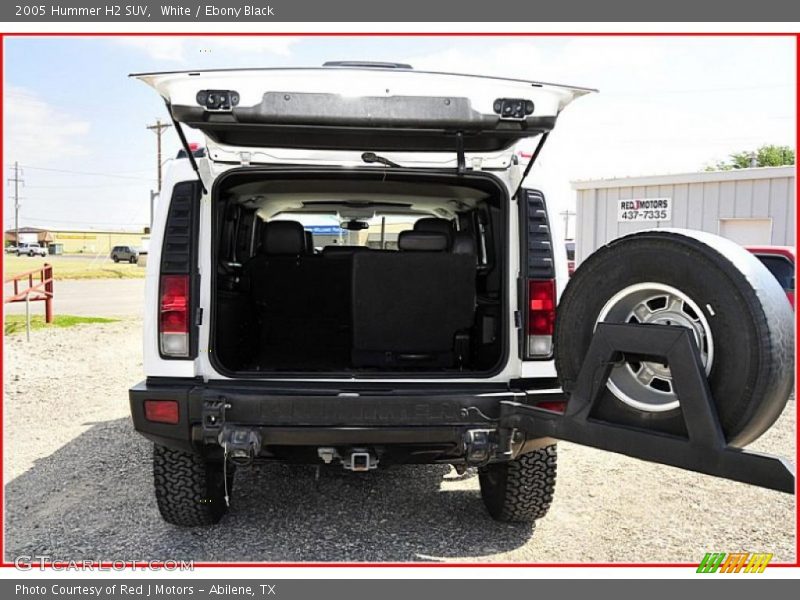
[4,226,150,254]
[572,166,795,264]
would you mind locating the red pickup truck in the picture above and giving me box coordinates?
[747,246,795,308]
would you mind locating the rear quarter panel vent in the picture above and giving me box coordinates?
[161,182,199,274]
[523,189,555,279]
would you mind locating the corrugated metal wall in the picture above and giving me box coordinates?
[574,166,795,264]
[52,231,148,254]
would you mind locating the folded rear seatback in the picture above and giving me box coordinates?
[350,232,476,367]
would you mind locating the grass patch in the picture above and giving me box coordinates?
[3,255,146,280]
[4,314,118,335]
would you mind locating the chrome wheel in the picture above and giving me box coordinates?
[595,283,714,412]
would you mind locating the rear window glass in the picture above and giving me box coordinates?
[274,213,425,252]
[756,255,794,290]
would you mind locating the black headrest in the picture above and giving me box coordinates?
[398,231,448,252]
[452,231,476,256]
[261,221,305,256]
[414,218,454,249]
[322,245,370,257]
[304,231,314,255]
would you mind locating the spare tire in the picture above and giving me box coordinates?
[555,229,793,448]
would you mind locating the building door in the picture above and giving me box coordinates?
[718,218,773,245]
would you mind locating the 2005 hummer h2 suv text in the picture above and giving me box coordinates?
[129,62,794,527]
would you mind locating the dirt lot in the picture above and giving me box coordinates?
[3,318,796,563]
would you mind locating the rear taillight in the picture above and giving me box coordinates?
[526,279,556,358]
[160,274,189,357]
[144,400,180,424]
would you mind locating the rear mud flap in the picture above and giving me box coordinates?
[505,323,795,493]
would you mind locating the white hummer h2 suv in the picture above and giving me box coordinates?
[129,62,794,527]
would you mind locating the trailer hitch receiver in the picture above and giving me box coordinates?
[219,426,261,466]
[463,429,497,465]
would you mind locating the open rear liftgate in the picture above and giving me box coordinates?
[505,322,795,494]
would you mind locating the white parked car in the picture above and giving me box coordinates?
[16,242,47,257]
[129,62,793,527]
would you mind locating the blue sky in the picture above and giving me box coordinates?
[3,36,795,231]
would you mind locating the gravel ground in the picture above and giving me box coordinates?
[3,319,796,563]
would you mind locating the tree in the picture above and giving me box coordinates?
[707,145,795,171]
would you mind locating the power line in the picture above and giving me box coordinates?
[24,183,146,189]
[15,164,155,182]
[14,196,141,203]
[14,214,148,227]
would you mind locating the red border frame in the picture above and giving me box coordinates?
[0,30,797,571]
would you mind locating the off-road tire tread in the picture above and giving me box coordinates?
[479,445,557,523]
[153,444,229,527]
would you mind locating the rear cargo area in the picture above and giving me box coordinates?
[211,168,508,376]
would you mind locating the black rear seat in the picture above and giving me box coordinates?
[350,231,476,368]
[243,220,476,370]
[413,217,455,249]
[244,221,308,344]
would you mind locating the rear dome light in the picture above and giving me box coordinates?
[160,275,190,357]
[144,400,180,424]
[527,279,556,358]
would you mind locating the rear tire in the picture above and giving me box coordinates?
[555,229,793,447]
[152,444,233,526]
[479,445,557,523]
[112,255,119,263]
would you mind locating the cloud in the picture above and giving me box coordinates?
[405,38,794,183]
[117,38,188,62]
[209,37,299,57]
[402,42,548,80]
[3,85,91,165]
[116,37,299,63]
[402,39,669,83]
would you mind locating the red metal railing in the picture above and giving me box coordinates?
[4,263,54,322]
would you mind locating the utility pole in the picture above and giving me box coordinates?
[147,120,171,229]
[7,162,24,246]
[146,119,171,192]
[560,209,576,240]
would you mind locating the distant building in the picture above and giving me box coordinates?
[5,226,150,254]
[573,166,795,265]
[304,221,417,250]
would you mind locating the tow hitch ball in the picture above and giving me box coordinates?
[218,426,261,466]
[462,428,520,465]
[463,429,498,466]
